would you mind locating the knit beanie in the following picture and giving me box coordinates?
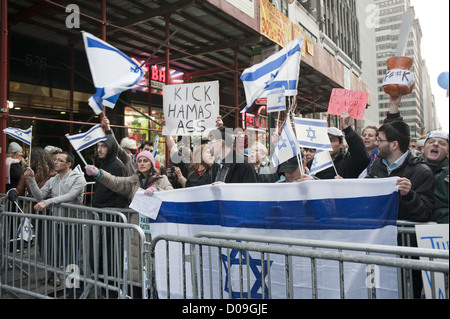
[136,150,156,167]
[8,142,22,153]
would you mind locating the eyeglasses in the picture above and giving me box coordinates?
[376,137,391,143]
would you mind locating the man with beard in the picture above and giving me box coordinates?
[422,131,449,223]
[367,95,434,223]
[367,95,435,299]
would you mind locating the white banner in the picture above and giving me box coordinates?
[162,81,220,136]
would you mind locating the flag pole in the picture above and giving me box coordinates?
[27,126,33,167]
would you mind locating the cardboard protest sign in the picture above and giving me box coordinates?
[415,224,449,299]
[327,88,369,120]
[163,81,220,136]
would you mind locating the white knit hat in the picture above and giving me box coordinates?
[8,142,22,153]
[120,137,137,150]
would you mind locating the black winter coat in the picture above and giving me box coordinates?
[92,135,129,209]
[307,126,370,179]
[211,150,258,184]
[367,151,435,222]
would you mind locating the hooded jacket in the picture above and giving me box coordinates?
[28,169,86,217]
[92,135,129,208]
[367,151,434,222]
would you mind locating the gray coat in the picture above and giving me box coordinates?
[28,169,87,217]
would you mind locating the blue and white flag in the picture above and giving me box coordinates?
[309,149,334,176]
[65,124,107,152]
[240,36,303,113]
[149,178,400,299]
[266,87,286,113]
[82,31,144,114]
[17,217,33,242]
[73,164,84,175]
[3,126,32,145]
[294,117,332,151]
[272,117,299,167]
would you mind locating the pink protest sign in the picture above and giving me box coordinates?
[327,88,369,120]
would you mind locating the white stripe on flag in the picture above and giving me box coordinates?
[66,124,107,152]
[82,31,144,114]
[3,126,32,145]
[294,117,332,150]
[149,178,400,299]
[240,35,303,113]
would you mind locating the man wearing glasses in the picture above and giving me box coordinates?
[24,151,86,213]
[367,95,434,223]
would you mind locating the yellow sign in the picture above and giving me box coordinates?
[292,23,307,57]
[260,0,292,47]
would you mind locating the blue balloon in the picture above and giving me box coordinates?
[437,71,449,90]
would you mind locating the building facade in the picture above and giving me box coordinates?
[374,0,439,136]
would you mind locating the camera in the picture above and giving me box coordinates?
[167,166,177,179]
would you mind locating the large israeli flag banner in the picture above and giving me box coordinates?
[3,126,32,145]
[65,124,107,152]
[82,31,144,114]
[149,178,400,299]
[240,36,303,113]
[294,117,332,151]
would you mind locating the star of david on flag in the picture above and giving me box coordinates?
[82,31,144,115]
[222,248,273,299]
[65,124,107,152]
[272,117,299,167]
[294,117,332,151]
[17,217,33,242]
[240,35,304,113]
[3,126,32,145]
[266,87,286,113]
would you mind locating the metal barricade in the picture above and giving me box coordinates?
[149,233,448,299]
[0,206,148,299]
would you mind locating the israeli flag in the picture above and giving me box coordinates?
[73,164,84,175]
[149,178,400,299]
[3,126,32,145]
[240,36,303,113]
[294,117,332,151]
[272,117,299,167]
[82,31,144,114]
[65,124,107,152]
[17,217,33,242]
[310,149,334,176]
[266,87,286,113]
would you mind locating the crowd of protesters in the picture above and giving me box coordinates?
[5,95,448,227]
[3,93,448,299]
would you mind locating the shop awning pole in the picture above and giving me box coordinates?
[0,0,8,194]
